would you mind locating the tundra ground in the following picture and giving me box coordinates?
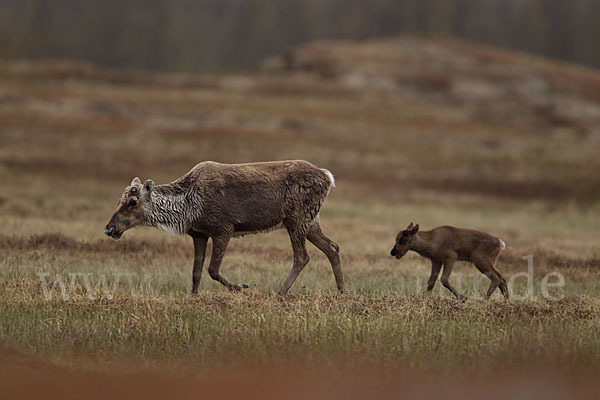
[1,38,600,394]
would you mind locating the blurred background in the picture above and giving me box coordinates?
[1,1,600,398]
[1,0,600,73]
[1,0,599,202]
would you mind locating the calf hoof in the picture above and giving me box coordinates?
[456,294,467,301]
[241,283,249,289]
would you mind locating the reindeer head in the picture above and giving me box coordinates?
[390,222,419,259]
[104,177,154,240]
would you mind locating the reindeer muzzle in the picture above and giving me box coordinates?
[104,225,123,240]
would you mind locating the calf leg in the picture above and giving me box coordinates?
[484,273,501,299]
[307,224,345,293]
[492,254,510,299]
[190,233,208,294]
[427,261,442,292]
[484,270,509,299]
[207,235,248,291]
[278,232,310,295]
[441,258,466,300]
[491,265,509,299]
[497,273,509,299]
[474,257,509,300]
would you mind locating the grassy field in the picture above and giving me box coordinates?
[1,38,600,392]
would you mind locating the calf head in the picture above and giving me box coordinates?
[104,177,154,240]
[390,222,419,259]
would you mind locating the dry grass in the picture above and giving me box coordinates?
[1,37,600,392]
[1,287,599,372]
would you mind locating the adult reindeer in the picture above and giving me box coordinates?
[104,160,344,295]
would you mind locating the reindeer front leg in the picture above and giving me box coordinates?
[190,232,208,294]
[440,257,467,301]
[427,260,442,292]
[207,235,249,291]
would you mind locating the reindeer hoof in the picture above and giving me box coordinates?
[241,284,249,289]
[457,294,467,301]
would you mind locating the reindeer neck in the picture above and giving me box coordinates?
[143,184,200,235]
[410,231,435,259]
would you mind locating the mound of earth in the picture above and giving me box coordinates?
[262,36,600,138]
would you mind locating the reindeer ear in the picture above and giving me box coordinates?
[412,224,420,234]
[131,177,141,186]
[406,222,414,230]
[143,179,154,193]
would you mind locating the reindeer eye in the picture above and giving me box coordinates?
[128,199,137,207]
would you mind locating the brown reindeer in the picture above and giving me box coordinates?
[390,223,508,300]
[104,160,344,295]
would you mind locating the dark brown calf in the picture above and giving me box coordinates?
[390,223,508,300]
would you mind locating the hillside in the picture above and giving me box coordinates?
[264,36,600,138]
[2,37,599,206]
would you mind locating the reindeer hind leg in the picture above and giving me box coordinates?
[278,229,310,296]
[307,223,345,293]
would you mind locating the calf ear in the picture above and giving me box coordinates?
[406,222,414,230]
[143,179,154,193]
[411,224,420,234]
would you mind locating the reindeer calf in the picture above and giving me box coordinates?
[390,223,508,300]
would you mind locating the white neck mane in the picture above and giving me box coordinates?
[143,187,202,235]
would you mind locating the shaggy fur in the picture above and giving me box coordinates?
[105,160,345,295]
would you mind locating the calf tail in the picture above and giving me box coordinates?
[492,238,506,268]
[498,238,506,250]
